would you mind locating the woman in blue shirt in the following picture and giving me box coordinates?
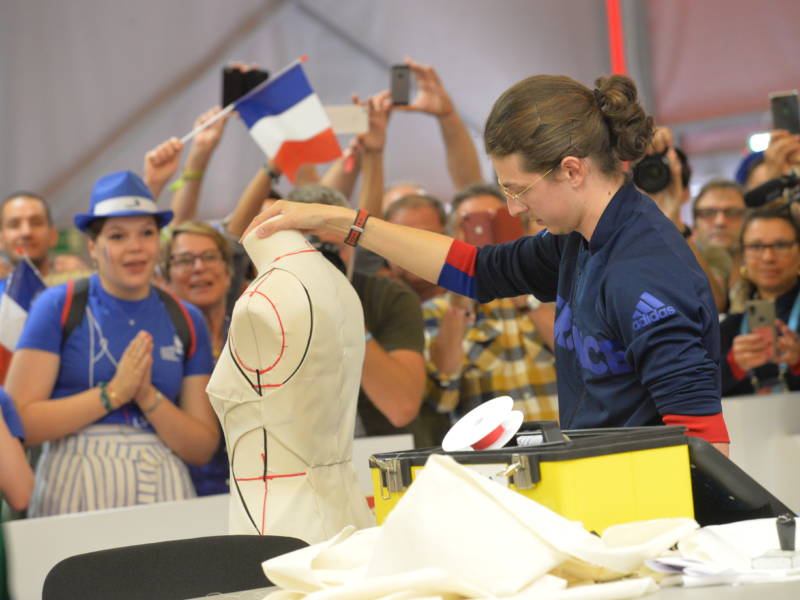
[5,171,219,516]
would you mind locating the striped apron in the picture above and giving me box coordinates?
[28,424,195,517]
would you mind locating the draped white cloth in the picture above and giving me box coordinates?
[262,454,699,599]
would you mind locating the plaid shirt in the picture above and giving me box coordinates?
[422,296,558,422]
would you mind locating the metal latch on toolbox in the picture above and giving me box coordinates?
[374,457,405,497]
[502,453,542,490]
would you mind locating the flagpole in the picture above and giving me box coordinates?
[179,56,309,145]
[179,104,235,144]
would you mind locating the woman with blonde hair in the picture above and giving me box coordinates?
[161,220,233,495]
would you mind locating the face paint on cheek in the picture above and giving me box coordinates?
[103,246,111,264]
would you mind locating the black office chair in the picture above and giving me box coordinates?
[41,534,307,600]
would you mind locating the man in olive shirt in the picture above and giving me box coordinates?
[287,185,425,437]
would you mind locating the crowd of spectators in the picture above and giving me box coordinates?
[2,57,800,522]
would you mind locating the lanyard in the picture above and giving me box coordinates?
[740,292,800,391]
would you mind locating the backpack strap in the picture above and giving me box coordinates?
[154,287,197,361]
[61,277,90,344]
[58,277,196,363]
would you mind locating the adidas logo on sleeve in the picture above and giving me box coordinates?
[632,292,676,331]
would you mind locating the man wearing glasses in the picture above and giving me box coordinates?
[691,180,747,313]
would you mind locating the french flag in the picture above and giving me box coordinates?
[0,258,46,384]
[235,61,341,183]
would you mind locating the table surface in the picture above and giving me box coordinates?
[189,579,800,599]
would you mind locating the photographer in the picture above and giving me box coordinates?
[735,130,800,191]
[633,127,728,312]
[721,204,800,396]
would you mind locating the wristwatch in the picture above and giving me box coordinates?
[517,294,541,313]
[430,369,461,390]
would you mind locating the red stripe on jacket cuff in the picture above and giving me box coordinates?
[444,239,477,276]
[726,348,747,380]
[662,413,730,444]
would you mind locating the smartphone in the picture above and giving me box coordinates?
[461,211,494,247]
[390,64,411,106]
[744,299,777,358]
[222,67,270,106]
[492,207,526,244]
[769,90,800,134]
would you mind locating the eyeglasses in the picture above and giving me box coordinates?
[497,167,554,203]
[742,240,798,255]
[694,207,746,220]
[169,250,223,270]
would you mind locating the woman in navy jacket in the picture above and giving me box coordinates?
[244,73,730,455]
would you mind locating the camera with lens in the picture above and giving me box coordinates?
[632,151,672,194]
[744,170,800,208]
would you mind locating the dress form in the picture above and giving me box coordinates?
[206,228,373,542]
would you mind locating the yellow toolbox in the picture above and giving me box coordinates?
[369,423,695,533]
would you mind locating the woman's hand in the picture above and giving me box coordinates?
[731,330,774,372]
[351,91,392,154]
[143,137,184,198]
[395,57,455,117]
[133,344,155,410]
[109,331,153,406]
[241,200,352,241]
[763,130,800,179]
[775,319,800,366]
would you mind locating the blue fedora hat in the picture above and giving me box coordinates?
[74,170,174,232]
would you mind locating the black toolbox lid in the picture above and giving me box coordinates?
[370,423,688,468]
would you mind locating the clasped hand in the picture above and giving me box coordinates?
[109,331,154,407]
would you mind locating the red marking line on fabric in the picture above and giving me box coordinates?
[234,471,307,482]
[233,452,307,535]
[235,281,287,374]
[270,248,318,264]
[471,424,505,450]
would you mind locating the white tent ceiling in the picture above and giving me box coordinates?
[1,0,799,227]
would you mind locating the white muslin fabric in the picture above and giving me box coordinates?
[644,518,800,587]
[207,228,373,543]
[263,454,697,599]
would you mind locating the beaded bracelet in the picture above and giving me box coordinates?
[99,382,114,413]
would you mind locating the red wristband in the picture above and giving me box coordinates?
[344,209,370,247]
[662,413,730,444]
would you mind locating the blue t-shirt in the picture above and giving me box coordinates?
[17,274,213,430]
[470,183,721,429]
